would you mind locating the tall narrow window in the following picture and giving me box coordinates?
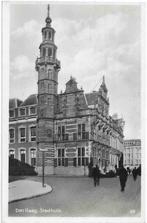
[58,126,61,139]
[9,128,15,143]
[57,148,65,166]
[30,126,36,141]
[9,110,15,118]
[48,31,52,40]
[62,126,65,140]
[30,148,36,166]
[43,48,46,57]
[48,47,52,57]
[78,147,87,166]
[20,149,26,163]
[19,128,26,142]
[78,124,81,139]
[44,31,47,39]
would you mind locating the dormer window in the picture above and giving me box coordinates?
[9,109,15,118]
[19,108,26,116]
[29,106,36,115]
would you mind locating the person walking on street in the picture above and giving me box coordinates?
[132,167,137,181]
[92,164,100,187]
[118,165,128,192]
[95,165,100,186]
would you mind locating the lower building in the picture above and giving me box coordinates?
[123,139,141,169]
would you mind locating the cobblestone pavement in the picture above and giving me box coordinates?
[9,175,141,217]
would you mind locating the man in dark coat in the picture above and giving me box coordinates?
[132,167,137,181]
[92,165,100,187]
[118,165,128,192]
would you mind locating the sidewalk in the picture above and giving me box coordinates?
[9,179,52,203]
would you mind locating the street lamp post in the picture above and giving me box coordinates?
[42,151,45,187]
[39,148,48,188]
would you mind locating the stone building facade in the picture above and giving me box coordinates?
[123,139,141,169]
[9,6,125,176]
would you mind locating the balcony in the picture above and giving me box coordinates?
[36,57,60,69]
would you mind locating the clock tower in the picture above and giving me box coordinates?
[35,5,60,174]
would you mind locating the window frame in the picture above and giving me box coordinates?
[29,125,36,142]
[19,107,26,117]
[9,149,15,159]
[20,149,26,163]
[9,109,15,118]
[30,148,37,166]
[29,106,37,116]
[9,128,15,144]
[19,126,26,143]
[57,148,65,166]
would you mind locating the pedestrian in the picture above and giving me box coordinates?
[127,167,131,175]
[132,167,137,181]
[88,160,93,177]
[92,164,100,187]
[137,165,141,176]
[95,164,100,186]
[118,165,128,192]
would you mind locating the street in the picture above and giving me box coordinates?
[9,175,141,217]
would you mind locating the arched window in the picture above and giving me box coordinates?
[30,148,36,166]
[9,149,15,159]
[48,47,52,57]
[43,48,46,57]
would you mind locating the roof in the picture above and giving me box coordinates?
[20,94,38,106]
[9,98,23,109]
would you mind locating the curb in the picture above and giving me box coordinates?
[9,185,53,203]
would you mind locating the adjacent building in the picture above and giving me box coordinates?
[123,139,141,169]
[9,5,125,176]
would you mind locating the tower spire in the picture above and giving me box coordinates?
[47,4,50,17]
[45,4,52,26]
[102,75,105,84]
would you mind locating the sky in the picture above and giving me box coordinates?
[9,3,141,139]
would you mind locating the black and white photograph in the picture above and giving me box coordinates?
[1,1,145,222]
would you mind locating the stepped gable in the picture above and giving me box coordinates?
[9,98,23,109]
[20,94,38,106]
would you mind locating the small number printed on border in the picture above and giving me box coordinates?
[130,209,136,214]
